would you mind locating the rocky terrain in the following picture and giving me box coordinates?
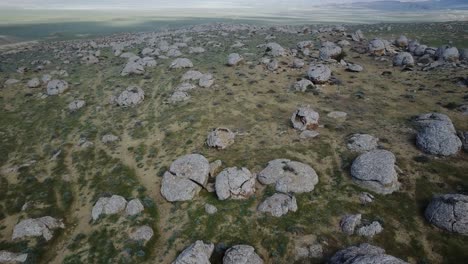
[0,21,467,264]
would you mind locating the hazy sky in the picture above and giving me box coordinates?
[0,0,428,9]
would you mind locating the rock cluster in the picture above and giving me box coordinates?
[12,216,64,241]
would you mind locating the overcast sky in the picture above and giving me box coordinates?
[0,0,429,9]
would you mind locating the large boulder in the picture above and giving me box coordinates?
[258,159,319,193]
[46,80,69,95]
[291,107,319,131]
[329,244,408,264]
[258,193,297,217]
[395,35,408,48]
[227,53,243,66]
[413,113,461,156]
[206,128,235,149]
[12,216,64,241]
[425,194,468,235]
[215,167,256,200]
[443,47,460,62]
[307,64,331,84]
[265,42,287,57]
[347,134,379,153]
[173,240,214,264]
[368,39,386,56]
[223,245,263,264]
[161,154,210,202]
[319,41,342,60]
[393,52,414,66]
[0,251,28,263]
[170,58,193,69]
[115,86,145,107]
[91,195,127,220]
[350,150,400,194]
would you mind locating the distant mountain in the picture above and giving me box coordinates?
[347,0,468,11]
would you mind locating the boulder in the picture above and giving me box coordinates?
[227,53,243,66]
[121,60,145,76]
[12,216,64,241]
[129,225,154,242]
[307,64,331,84]
[0,251,28,263]
[258,159,319,193]
[340,214,362,235]
[359,192,375,204]
[347,63,363,72]
[297,40,314,50]
[125,198,144,216]
[347,134,379,153]
[173,240,214,264]
[91,195,127,220]
[175,82,196,92]
[408,40,420,53]
[319,41,342,60]
[416,122,462,156]
[115,86,145,107]
[215,167,256,200]
[337,40,351,47]
[412,112,456,131]
[68,100,85,111]
[41,74,51,84]
[393,52,414,66]
[101,134,119,143]
[82,55,99,64]
[181,70,204,81]
[350,149,400,194]
[357,221,383,238]
[329,244,408,264]
[413,45,428,56]
[189,47,206,54]
[265,42,287,57]
[294,79,315,92]
[368,39,386,56]
[167,48,182,57]
[291,106,319,131]
[141,47,156,56]
[199,74,214,88]
[223,245,263,264]
[206,128,235,149]
[292,58,305,68]
[351,30,365,42]
[27,78,41,88]
[425,193,468,235]
[170,58,193,69]
[443,47,460,62]
[267,59,278,71]
[46,80,69,95]
[161,154,210,202]
[395,35,408,48]
[141,57,157,67]
[258,193,297,217]
[4,79,20,86]
[169,91,190,103]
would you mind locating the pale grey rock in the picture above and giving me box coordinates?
[129,225,154,242]
[309,244,323,258]
[227,53,243,66]
[443,47,460,62]
[120,52,136,59]
[292,58,305,68]
[357,221,383,238]
[265,42,286,57]
[319,41,342,60]
[340,214,362,235]
[170,58,193,69]
[351,30,365,42]
[425,193,468,235]
[347,134,379,153]
[299,130,320,139]
[258,193,297,217]
[393,52,414,66]
[291,106,319,131]
[347,63,363,72]
[82,55,99,64]
[68,100,85,111]
[359,192,375,204]
[115,86,145,107]
[294,79,314,92]
[209,160,223,177]
[258,159,319,193]
[223,245,263,264]
[416,122,461,156]
[41,74,51,84]
[267,59,279,71]
[412,112,456,132]
[161,154,210,202]
[350,150,400,194]
[46,80,69,95]
[395,35,408,48]
[327,111,347,119]
[4,79,20,86]
[215,167,256,200]
[175,82,196,92]
[141,57,157,67]
[297,40,314,50]
[368,39,386,56]
[169,91,190,103]
[205,204,218,215]
[121,60,145,76]
[12,216,64,241]
[0,251,28,263]
[330,244,408,264]
[141,47,156,56]
[414,45,428,56]
[181,70,203,81]
[307,64,331,84]
[91,195,127,220]
[125,199,144,216]
[207,128,235,149]
[173,240,214,264]
[27,78,41,88]
[337,40,351,47]
[189,47,205,54]
[167,48,182,57]
[199,74,214,88]
[101,134,119,143]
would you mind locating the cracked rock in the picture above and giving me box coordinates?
[291,106,319,131]
[92,195,127,220]
[258,193,297,217]
[330,243,408,264]
[258,159,319,193]
[0,251,28,263]
[12,216,64,241]
[206,128,235,149]
[340,214,362,235]
[357,221,383,238]
[425,194,468,235]
[307,64,331,84]
[223,245,263,264]
[115,86,145,107]
[215,167,256,200]
[173,240,214,264]
[347,134,379,153]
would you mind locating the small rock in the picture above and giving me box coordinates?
[359,192,375,204]
[205,204,218,215]
[46,80,69,95]
[223,245,263,264]
[173,240,214,264]
[291,106,319,131]
[206,128,235,149]
[68,100,85,111]
[258,193,297,217]
[299,130,320,139]
[347,134,379,153]
[215,167,256,200]
[129,225,154,242]
[340,214,362,235]
[125,199,144,216]
[357,221,383,238]
[308,64,331,84]
[91,195,127,220]
[0,251,28,263]
[227,53,243,66]
[327,111,347,119]
[27,78,41,88]
[101,134,119,143]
